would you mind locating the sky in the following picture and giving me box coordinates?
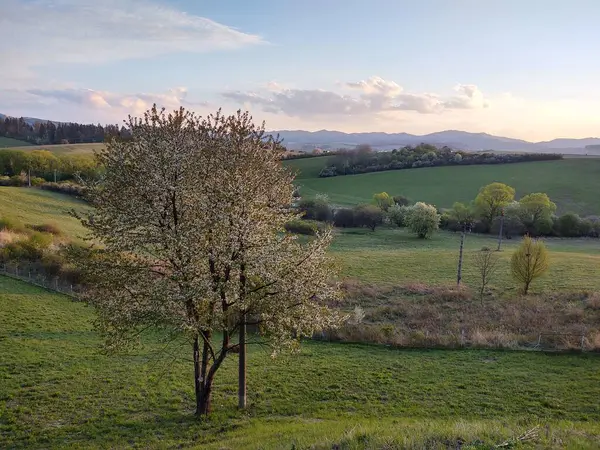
[1,0,600,141]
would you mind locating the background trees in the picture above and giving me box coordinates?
[75,106,342,417]
[474,182,515,231]
[519,193,556,235]
[318,144,562,178]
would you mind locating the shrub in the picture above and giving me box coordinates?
[333,208,355,228]
[0,215,27,233]
[297,198,333,222]
[578,218,597,237]
[392,195,412,207]
[0,231,54,263]
[387,204,412,228]
[373,192,394,211]
[27,222,62,235]
[284,219,318,235]
[556,213,582,237]
[510,235,549,295]
[406,202,440,239]
[39,182,85,197]
[353,204,384,231]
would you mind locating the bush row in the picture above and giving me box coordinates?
[318,144,562,177]
[0,175,85,198]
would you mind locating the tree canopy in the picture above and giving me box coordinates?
[75,106,342,416]
[475,182,516,229]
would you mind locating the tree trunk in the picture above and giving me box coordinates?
[194,333,214,416]
[523,280,530,296]
[497,214,504,251]
[28,168,31,187]
[238,311,247,409]
[457,227,465,286]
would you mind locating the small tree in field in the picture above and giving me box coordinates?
[353,204,384,231]
[75,106,342,417]
[406,202,440,239]
[474,249,500,303]
[510,235,549,294]
[373,192,394,211]
[387,204,411,227]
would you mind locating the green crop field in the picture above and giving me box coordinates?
[1,276,599,449]
[284,158,600,215]
[1,142,104,155]
[0,137,33,148]
[0,187,88,238]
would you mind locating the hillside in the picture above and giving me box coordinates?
[0,187,88,238]
[0,136,33,148]
[285,157,600,215]
[2,276,600,449]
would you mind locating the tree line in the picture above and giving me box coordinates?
[318,144,563,177]
[295,184,600,239]
[0,149,99,186]
[0,116,129,145]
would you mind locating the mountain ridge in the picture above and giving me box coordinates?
[2,112,599,152]
[269,129,600,152]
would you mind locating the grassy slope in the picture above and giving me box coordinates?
[285,158,600,215]
[0,142,103,155]
[0,187,88,238]
[1,276,599,449]
[331,228,600,293]
[0,137,33,148]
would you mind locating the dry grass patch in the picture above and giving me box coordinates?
[333,280,600,351]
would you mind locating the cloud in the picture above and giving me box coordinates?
[21,87,209,120]
[444,84,489,109]
[1,0,265,86]
[222,76,489,117]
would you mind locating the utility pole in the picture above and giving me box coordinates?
[497,208,505,251]
[238,310,247,409]
[457,223,466,286]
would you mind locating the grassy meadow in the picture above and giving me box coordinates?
[284,157,600,215]
[331,227,600,293]
[2,156,600,448]
[0,137,32,148]
[2,276,600,449]
[0,187,88,239]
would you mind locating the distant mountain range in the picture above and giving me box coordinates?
[271,129,600,154]
[2,112,599,154]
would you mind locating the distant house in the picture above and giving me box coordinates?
[312,148,324,155]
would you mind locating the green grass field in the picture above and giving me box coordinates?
[0,137,33,148]
[0,187,88,238]
[1,276,599,449]
[1,142,103,155]
[284,158,600,215]
[331,227,600,293]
